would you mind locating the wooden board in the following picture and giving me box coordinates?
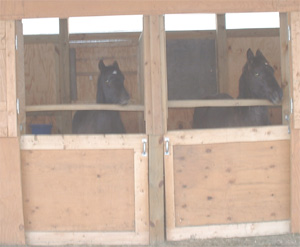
[165,127,290,240]
[0,138,25,245]
[173,140,290,227]
[21,149,135,231]
[1,0,300,19]
[20,134,149,245]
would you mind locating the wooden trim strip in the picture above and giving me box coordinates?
[168,99,280,108]
[1,0,300,20]
[25,104,144,112]
[0,101,6,111]
[20,134,147,150]
[166,220,290,241]
[25,231,149,246]
[166,126,290,145]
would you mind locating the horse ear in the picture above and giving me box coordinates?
[113,61,120,70]
[256,49,264,58]
[99,60,106,71]
[247,48,254,63]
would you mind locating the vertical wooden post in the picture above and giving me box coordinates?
[216,14,229,94]
[280,13,291,125]
[6,20,17,137]
[0,20,25,245]
[290,11,300,233]
[57,19,71,134]
[16,20,26,135]
[143,15,167,244]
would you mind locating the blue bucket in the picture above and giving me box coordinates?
[31,124,52,135]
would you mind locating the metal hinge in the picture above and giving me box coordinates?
[288,25,291,41]
[142,138,147,157]
[164,137,170,156]
[16,98,20,114]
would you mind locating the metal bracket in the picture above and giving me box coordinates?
[16,98,20,115]
[142,138,147,157]
[164,137,170,156]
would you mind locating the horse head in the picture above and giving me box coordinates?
[239,49,282,104]
[96,60,130,105]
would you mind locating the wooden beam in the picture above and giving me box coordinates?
[149,134,165,244]
[0,138,25,245]
[57,19,72,134]
[1,0,300,19]
[290,11,300,233]
[143,15,167,244]
[280,13,291,125]
[216,14,229,94]
[16,20,26,135]
[25,103,144,112]
[6,21,17,137]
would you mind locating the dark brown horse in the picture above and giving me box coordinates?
[72,60,130,134]
[193,49,282,129]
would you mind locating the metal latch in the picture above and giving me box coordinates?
[164,137,170,155]
[142,138,147,157]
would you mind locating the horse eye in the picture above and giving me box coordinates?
[255,72,259,77]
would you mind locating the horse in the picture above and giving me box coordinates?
[72,60,130,134]
[193,49,283,129]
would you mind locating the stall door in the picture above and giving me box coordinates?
[165,126,290,241]
[20,134,148,245]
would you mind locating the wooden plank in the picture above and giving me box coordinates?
[0,20,5,49]
[0,138,25,245]
[20,134,147,150]
[173,140,290,227]
[280,13,291,124]
[1,0,300,19]
[26,103,144,112]
[24,43,57,105]
[0,50,6,107]
[144,15,167,135]
[167,126,290,145]
[6,21,17,137]
[167,221,290,241]
[21,134,149,245]
[21,149,135,231]
[25,231,148,246]
[290,12,300,234]
[216,14,229,94]
[169,99,279,108]
[149,134,165,244]
[16,20,26,135]
[291,12,300,129]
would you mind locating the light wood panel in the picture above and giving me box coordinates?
[173,140,290,227]
[21,149,135,231]
[165,127,290,240]
[20,134,149,245]
[290,11,300,233]
[0,138,25,245]
[1,0,300,19]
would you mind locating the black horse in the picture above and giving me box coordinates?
[193,49,283,129]
[72,60,130,134]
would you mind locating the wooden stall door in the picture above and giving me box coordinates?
[165,126,290,241]
[20,134,149,246]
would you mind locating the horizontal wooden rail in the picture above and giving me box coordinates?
[26,104,145,112]
[25,99,281,112]
[168,99,281,108]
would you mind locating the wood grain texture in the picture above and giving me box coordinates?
[21,149,135,231]
[1,0,300,19]
[172,140,290,227]
[0,138,25,245]
[6,21,17,137]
